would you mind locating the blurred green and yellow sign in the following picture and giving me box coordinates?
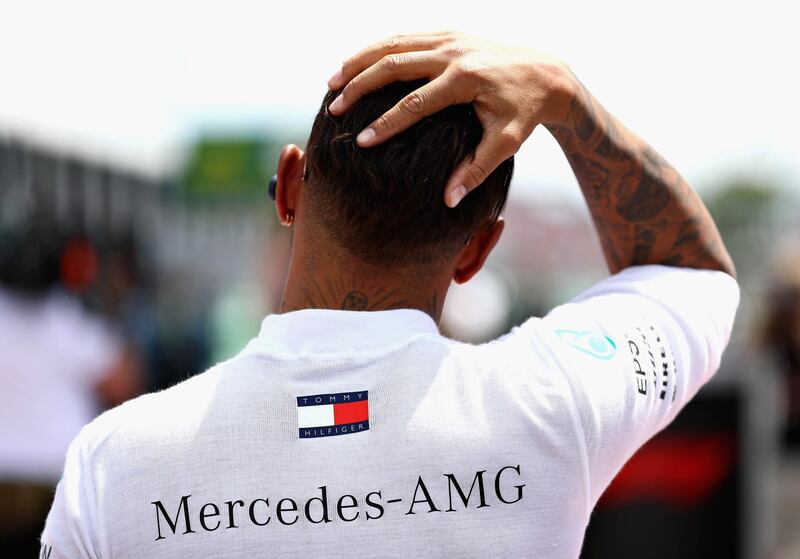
[180,136,282,199]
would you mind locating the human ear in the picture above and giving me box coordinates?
[452,217,505,284]
[274,144,305,226]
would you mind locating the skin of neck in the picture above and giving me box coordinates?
[274,144,505,325]
[278,218,452,322]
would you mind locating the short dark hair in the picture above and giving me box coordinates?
[304,80,513,267]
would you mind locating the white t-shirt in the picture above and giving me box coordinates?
[41,265,739,558]
[0,289,120,483]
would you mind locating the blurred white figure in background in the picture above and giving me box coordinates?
[0,289,123,482]
[0,227,140,556]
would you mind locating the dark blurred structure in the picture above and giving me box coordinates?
[0,131,299,385]
[759,258,800,447]
[0,134,161,312]
[706,178,800,450]
[0,134,247,392]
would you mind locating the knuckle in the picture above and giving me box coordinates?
[380,54,400,71]
[497,131,520,154]
[340,81,356,101]
[443,43,467,60]
[341,55,355,72]
[383,36,400,52]
[449,62,465,78]
[374,113,393,132]
[466,162,489,185]
[449,60,475,80]
[441,31,460,43]
[399,91,425,115]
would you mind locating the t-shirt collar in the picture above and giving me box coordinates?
[247,308,440,356]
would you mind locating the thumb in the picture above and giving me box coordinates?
[445,129,517,208]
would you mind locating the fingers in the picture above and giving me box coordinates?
[445,129,520,207]
[328,33,450,90]
[355,75,464,148]
[329,51,442,116]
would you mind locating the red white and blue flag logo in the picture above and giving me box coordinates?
[296,391,369,439]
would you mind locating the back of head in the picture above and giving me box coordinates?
[304,80,514,268]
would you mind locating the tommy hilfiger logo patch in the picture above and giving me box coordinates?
[296,391,369,439]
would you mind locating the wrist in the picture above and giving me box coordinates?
[542,64,581,130]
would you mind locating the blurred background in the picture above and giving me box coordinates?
[1,1,798,557]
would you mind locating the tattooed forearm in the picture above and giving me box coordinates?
[546,76,735,278]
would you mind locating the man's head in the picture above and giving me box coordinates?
[275,80,513,285]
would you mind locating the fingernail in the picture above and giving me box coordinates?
[328,68,342,89]
[448,185,468,208]
[356,128,375,146]
[329,95,344,114]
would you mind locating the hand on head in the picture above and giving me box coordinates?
[327,32,572,207]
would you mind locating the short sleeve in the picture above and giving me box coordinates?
[40,428,102,559]
[514,265,739,506]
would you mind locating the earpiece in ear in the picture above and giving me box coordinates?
[268,175,278,201]
[282,210,295,227]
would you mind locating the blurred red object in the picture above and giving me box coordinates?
[599,433,736,509]
[60,238,97,292]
